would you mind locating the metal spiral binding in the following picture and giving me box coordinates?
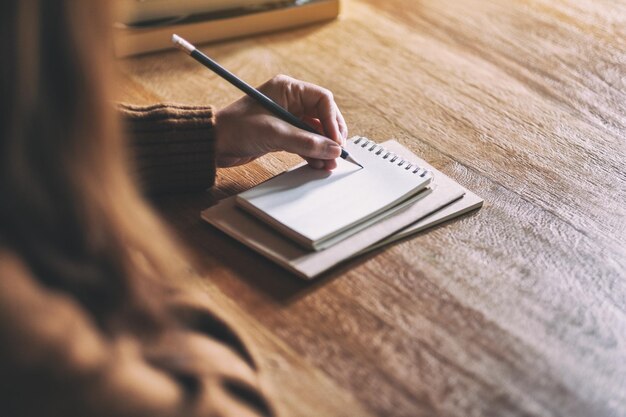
[352,137,430,177]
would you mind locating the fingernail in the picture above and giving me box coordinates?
[327,143,341,158]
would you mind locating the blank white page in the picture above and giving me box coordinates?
[236,137,432,246]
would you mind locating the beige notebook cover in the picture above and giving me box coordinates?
[236,137,432,250]
[201,140,470,279]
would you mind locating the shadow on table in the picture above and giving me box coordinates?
[189,208,480,305]
[190,220,370,304]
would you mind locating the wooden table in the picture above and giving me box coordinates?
[119,1,626,416]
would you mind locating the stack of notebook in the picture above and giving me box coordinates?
[202,137,483,279]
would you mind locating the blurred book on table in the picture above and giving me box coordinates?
[115,0,340,57]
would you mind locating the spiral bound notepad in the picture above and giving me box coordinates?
[202,139,481,279]
[235,137,433,250]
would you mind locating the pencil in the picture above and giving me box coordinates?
[171,34,362,168]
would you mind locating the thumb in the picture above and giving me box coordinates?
[272,125,342,160]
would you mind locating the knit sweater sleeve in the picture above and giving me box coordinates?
[119,103,217,194]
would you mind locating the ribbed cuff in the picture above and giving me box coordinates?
[119,103,216,194]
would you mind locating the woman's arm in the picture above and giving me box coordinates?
[120,103,217,195]
[120,75,349,195]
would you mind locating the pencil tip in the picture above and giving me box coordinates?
[345,155,363,168]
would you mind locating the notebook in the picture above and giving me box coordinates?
[201,139,482,279]
[356,149,484,254]
[236,137,433,250]
[359,193,484,255]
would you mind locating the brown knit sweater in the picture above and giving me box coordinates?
[0,104,275,417]
[119,103,218,194]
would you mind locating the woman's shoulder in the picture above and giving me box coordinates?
[0,248,110,370]
[0,250,274,417]
[0,248,78,308]
[0,248,29,277]
[0,249,50,306]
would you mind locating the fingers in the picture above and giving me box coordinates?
[253,75,350,170]
[303,157,324,169]
[304,157,338,171]
[312,89,343,144]
[269,122,341,161]
[336,106,348,143]
[323,158,338,171]
[301,116,325,136]
[261,75,348,146]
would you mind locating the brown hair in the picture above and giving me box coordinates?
[0,0,185,332]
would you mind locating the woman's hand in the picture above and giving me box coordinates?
[214,74,348,170]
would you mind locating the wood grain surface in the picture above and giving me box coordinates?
[118,1,626,416]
